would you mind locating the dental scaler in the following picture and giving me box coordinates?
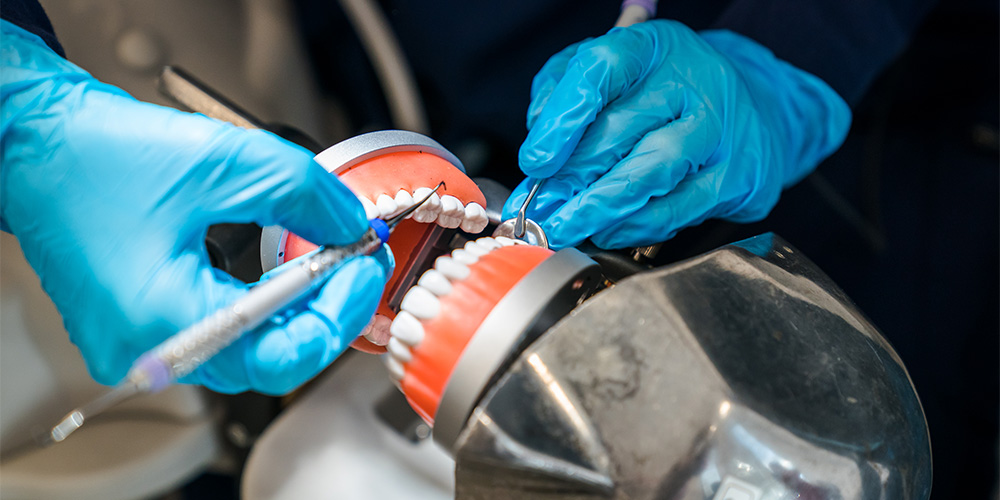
[43,183,445,445]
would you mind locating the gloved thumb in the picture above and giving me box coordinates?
[181,121,370,247]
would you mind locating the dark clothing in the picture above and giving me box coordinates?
[712,0,940,106]
[0,0,63,57]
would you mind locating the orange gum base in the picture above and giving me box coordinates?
[401,245,554,424]
[334,151,487,210]
[281,151,488,354]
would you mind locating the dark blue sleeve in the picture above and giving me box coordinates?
[1,0,64,57]
[711,0,939,106]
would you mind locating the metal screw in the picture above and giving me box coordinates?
[414,423,431,440]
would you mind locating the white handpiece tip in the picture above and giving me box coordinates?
[50,411,84,443]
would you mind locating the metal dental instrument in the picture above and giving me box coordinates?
[493,178,549,248]
[43,182,445,446]
[514,178,543,238]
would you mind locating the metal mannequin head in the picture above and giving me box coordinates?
[446,234,931,499]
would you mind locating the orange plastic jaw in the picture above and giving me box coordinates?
[335,151,486,207]
[275,150,488,353]
[400,245,554,423]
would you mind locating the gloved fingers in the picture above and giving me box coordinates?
[55,95,369,249]
[510,73,695,224]
[518,25,664,178]
[246,256,385,395]
[503,87,696,225]
[526,41,585,130]
[258,243,394,290]
[105,252,249,388]
[240,244,392,386]
[369,243,396,280]
[195,256,386,394]
[698,29,851,184]
[536,112,719,249]
[193,126,369,247]
[589,167,733,249]
[527,82,698,216]
[501,175,578,222]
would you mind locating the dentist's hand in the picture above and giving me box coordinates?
[1,21,387,395]
[504,20,851,249]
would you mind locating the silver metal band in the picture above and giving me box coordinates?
[433,248,602,451]
[313,130,464,174]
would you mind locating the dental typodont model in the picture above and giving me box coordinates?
[261,131,604,436]
[384,236,555,422]
[258,135,934,498]
[260,131,492,354]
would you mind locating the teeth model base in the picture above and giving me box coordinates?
[260,131,490,354]
[384,236,556,424]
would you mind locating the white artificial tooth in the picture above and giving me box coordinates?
[390,311,425,346]
[383,354,405,381]
[465,202,485,216]
[440,195,464,217]
[412,188,443,223]
[413,209,439,224]
[412,187,442,211]
[400,286,440,319]
[394,190,415,217]
[387,337,413,363]
[474,212,489,228]
[460,219,488,234]
[418,269,453,296]
[359,197,379,220]
[376,194,398,218]
[460,203,489,233]
[463,240,491,257]
[476,237,502,250]
[436,214,462,229]
[435,256,471,281]
[495,236,517,246]
[452,249,479,265]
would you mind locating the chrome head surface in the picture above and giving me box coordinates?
[451,234,931,500]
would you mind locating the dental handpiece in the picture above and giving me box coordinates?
[44,183,444,445]
[130,224,389,392]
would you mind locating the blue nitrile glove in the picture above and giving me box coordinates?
[503,20,851,249]
[0,21,389,395]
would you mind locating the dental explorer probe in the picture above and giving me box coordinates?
[43,182,445,446]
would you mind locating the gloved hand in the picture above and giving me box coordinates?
[0,21,388,395]
[503,20,851,249]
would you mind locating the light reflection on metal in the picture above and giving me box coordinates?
[470,411,615,492]
[719,400,732,417]
[526,353,589,433]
